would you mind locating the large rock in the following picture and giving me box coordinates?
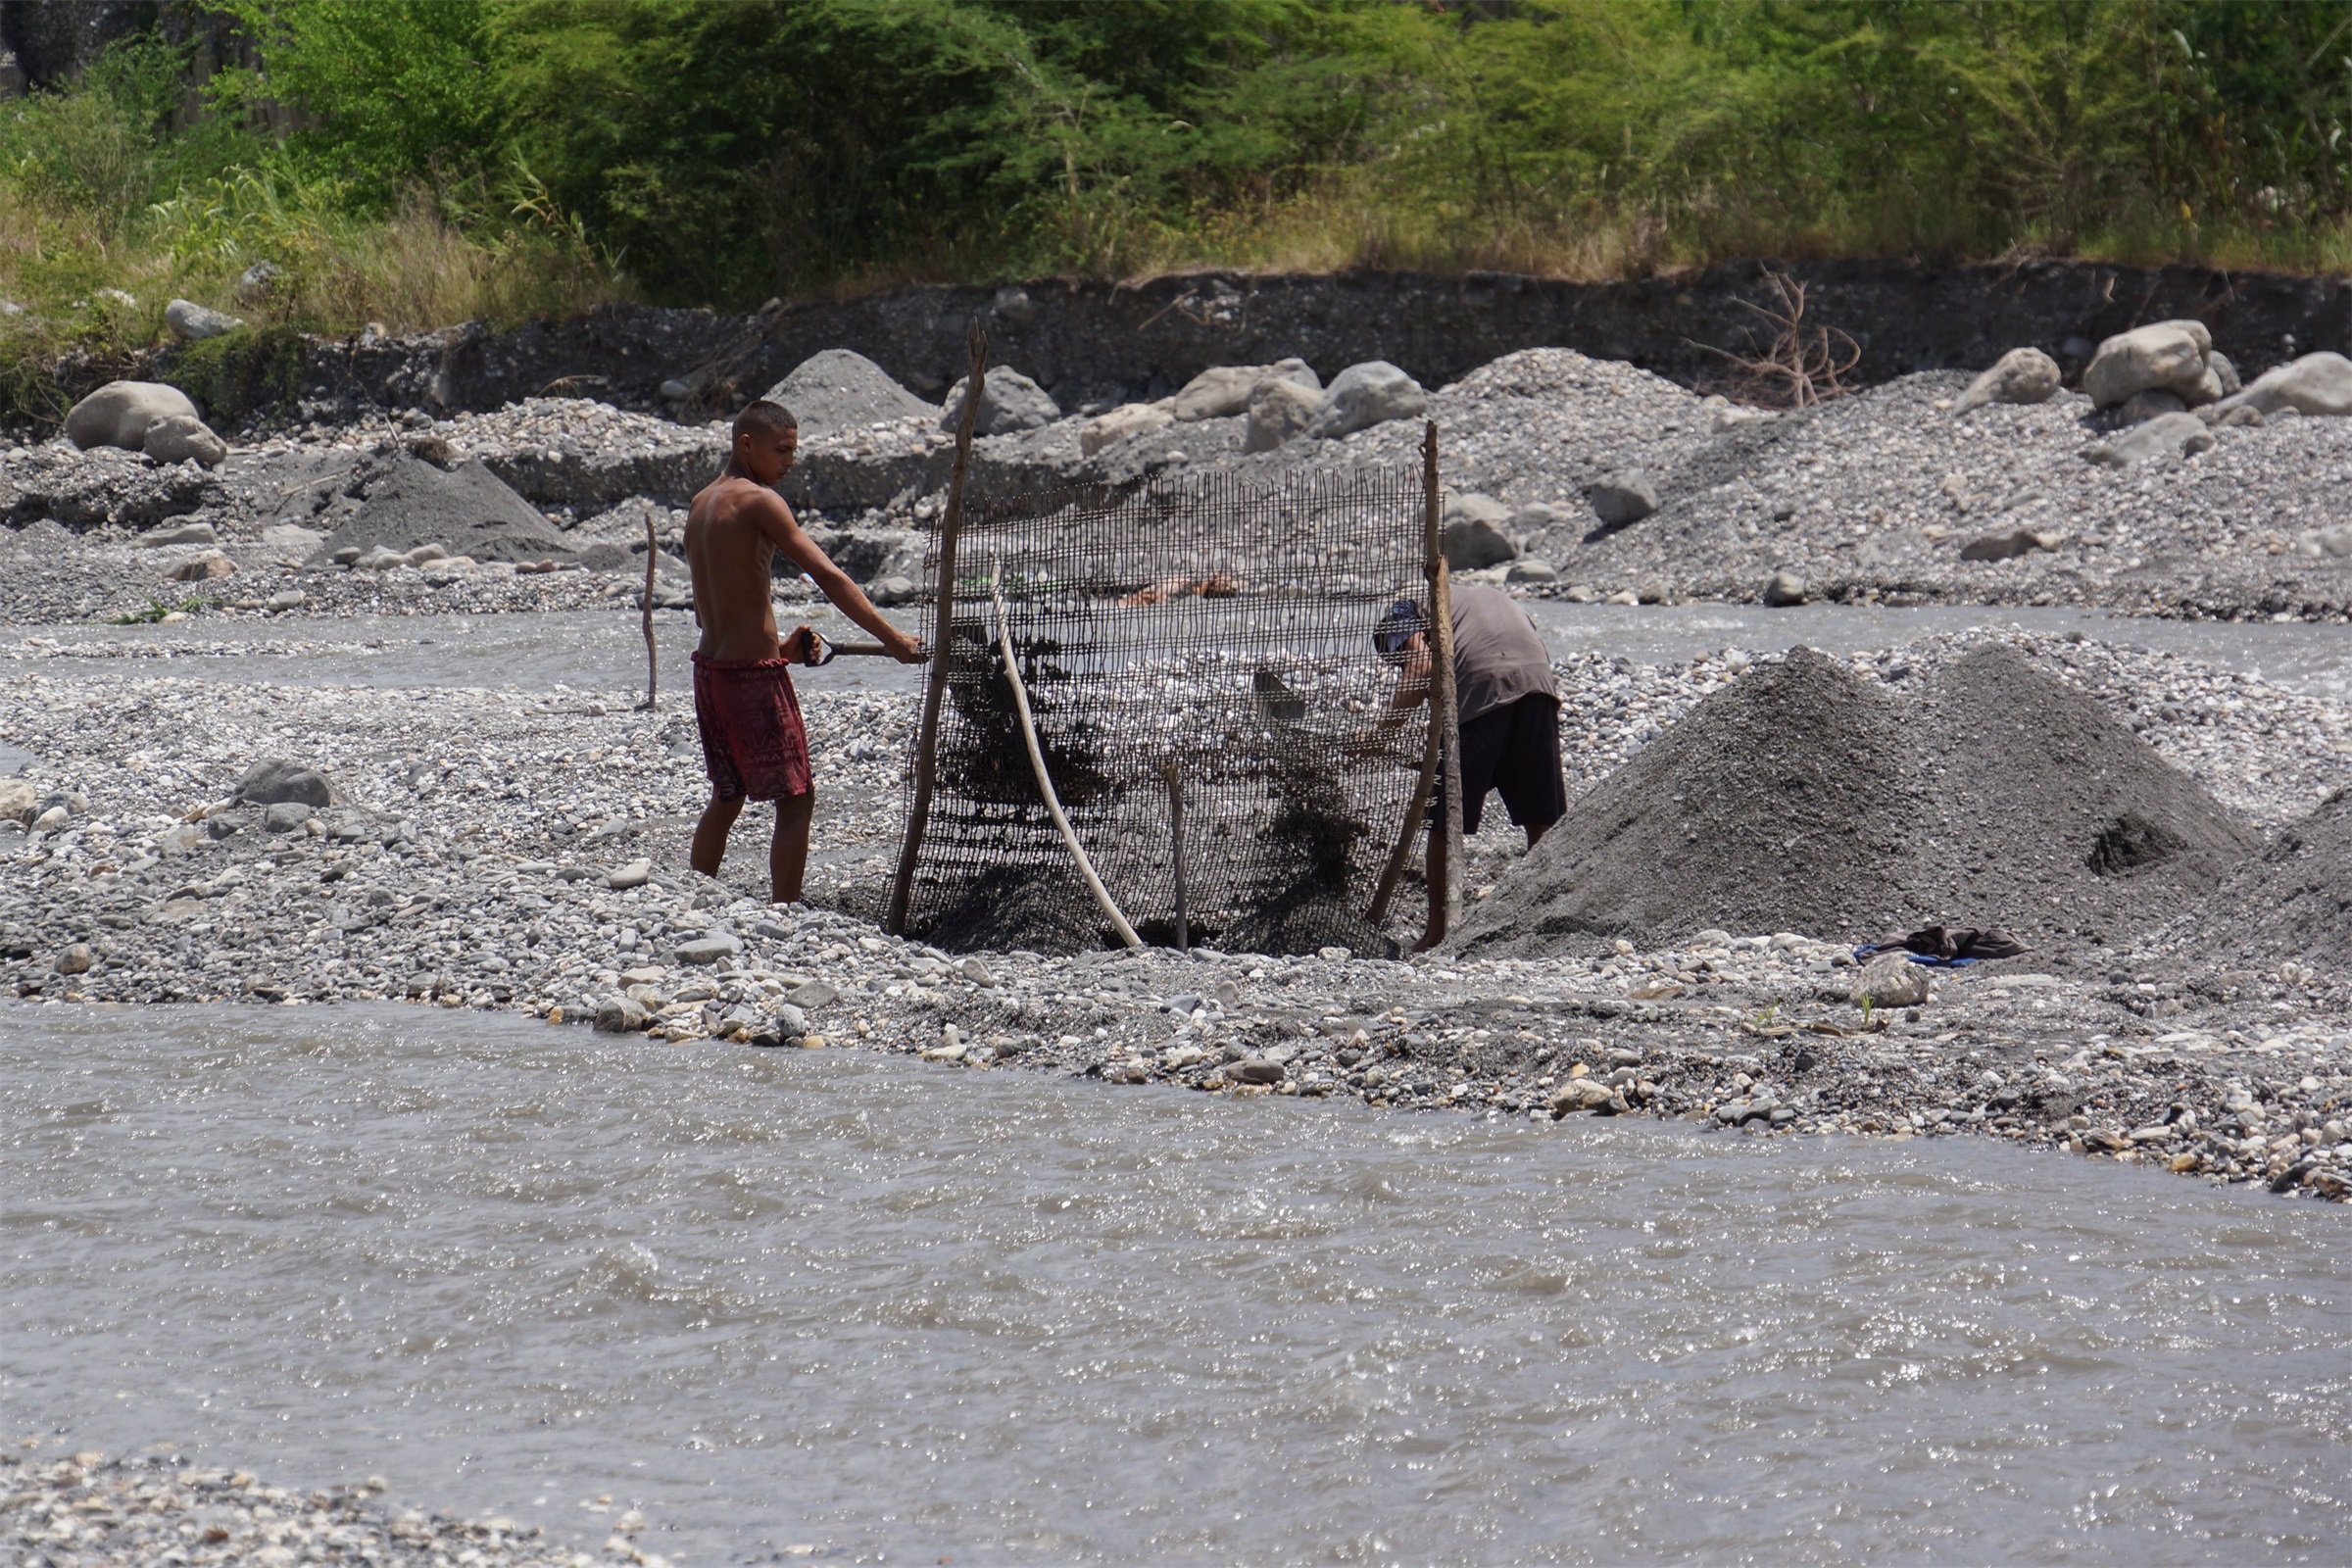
[1952,347,2061,414]
[1171,358,1317,421]
[762,349,937,439]
[2082,320,2212,409]
[1439,492,1518,568]
[234,759,332,808]
[1851,953,1930,1007]
[1306,361,1426,439]
[1079,401,1173,457]
[165,299,244,342]
[64,381,201,453]
[135,519,219,548]
[1242,376,1320,453]
[1587,471,1658,530]
[142,414,228,467]
[2082,411,2214,468]
[939,367,1059,435]
[2218,352,2352,418]
[169,549,233,581]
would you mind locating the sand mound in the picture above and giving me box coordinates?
[309,454,574,565]
[2170,789,2352,968]
[1455,643,2258,959]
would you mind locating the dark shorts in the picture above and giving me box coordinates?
[1439,694,1566,836]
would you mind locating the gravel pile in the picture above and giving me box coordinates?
[2159,788,2352,971]
[0,1447,668,1567]
[1,623,2346,1197]
[1458,642,2259,959]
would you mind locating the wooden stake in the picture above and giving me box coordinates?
[1366,734,1437,930]
[1162,759,1189,953]
[885,322,988,936]
[1424,419,1463,939]
[635,512,658,710]
[994,566,1141,951]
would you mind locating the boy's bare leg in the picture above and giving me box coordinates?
[770,790,815,904]
[692,791,746,878]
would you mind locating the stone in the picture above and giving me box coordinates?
[938,367,1059,436]
[234,759,332,808]
[165,298,245,342]
[1761,569,1806,607]
[2082,411,2214,467]
[1241,376,1320,453]
[1440,492,1518,568]
[1852,953,1931,1008]
[2116,388,2186,424]
[32,804,69,832]
[1588,471,1658,529]
[607,858,652,890]
[2082,319,2211,409]
[65,380,202,453]
[958,956,995,986]
[594,997,651,1034]
[135,519,219,548]
[789,980,837,1008]
[0,779,35,823]
[2217,351,2352,418]
[234,261,281,302]
[267,589,307,611]
[1233,1056,1287,1085]
[993,285,1037,324]
[1550,1079,1616,1115]
[263,802,315,833]
[261,523,323,559]
[762,349,937,439]
[1504,557,1558,585]
[1951,346,2062,414]
[1079,401,1173,457]
[674,933,742,965]
[1306,361,1426,439]
[1172,358,1317,421]
[1959,527,2062,562]
[2208,350,2242,396]
[55,943,93,975]
[867,573,918,606]
[170,550,234,582]
[143,414,229,467]
[2292,524,2352,559]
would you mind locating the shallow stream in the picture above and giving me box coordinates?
[5,1003,2347,1564]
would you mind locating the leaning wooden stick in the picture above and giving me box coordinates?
[1162,759,1189,953]
[1424,418,1464,937]
[994,565,1142,951]
[635,513,658,710]
[1366,728,1438,929]
[885,321,988,935]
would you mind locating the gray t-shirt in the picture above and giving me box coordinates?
[1448,583,1557,724]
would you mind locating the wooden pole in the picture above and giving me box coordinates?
[635,512,658,710]
[994,566,1142,951]
[1162,759,1189,953]
[885,322,987,935]
[1366,734,1437,930]
[1424,419,1464,940]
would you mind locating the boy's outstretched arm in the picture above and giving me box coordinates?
[753,492,926,662]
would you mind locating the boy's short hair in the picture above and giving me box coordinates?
[733,399,799,441]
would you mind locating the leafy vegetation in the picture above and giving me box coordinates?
[3,0,2350,367]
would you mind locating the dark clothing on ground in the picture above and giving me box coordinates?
[692,652,811,802]
[1440,692,1567,835]
[1449,583,1558,725]
[1860,925,2029,963]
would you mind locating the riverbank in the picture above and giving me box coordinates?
[4,620,2345,1200]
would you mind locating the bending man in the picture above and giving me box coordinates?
[1366,583,1565,951]
[682,399,925,902]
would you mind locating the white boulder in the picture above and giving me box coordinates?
[2082,320,2213,409]
[1952,346,2061,414]
[165,298,244,342]
[1307,361,1426,439]
[2216,352,2352,418]
[1172,358,1318,421]
[2082,410,2214,467]
[142,414,228,467]
[1079,401,1173,457]
[1242,377,1321,453]
[938,367,1059,435]
[64,380,201,453]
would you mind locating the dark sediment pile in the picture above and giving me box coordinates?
[2170,788,2352,968]
[308,453,575,564]
[1455,644,2259,960]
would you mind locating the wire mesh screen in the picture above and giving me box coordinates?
[900,468,1431,956]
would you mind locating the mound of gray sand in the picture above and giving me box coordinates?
[308,453,574,565]
[2170,788,2352,968]
[1454,643,2258,960]
[764,350,938,440]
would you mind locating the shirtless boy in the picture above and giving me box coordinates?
[682,400,924,902]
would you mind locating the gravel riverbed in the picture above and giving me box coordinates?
[4,621,2346,1202]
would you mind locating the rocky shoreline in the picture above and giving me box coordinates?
[0,1447,672,1568]
[3,619,2345,1201]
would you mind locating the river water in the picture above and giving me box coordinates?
[5,1003,2347,1564]
[19,600,2352,701]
